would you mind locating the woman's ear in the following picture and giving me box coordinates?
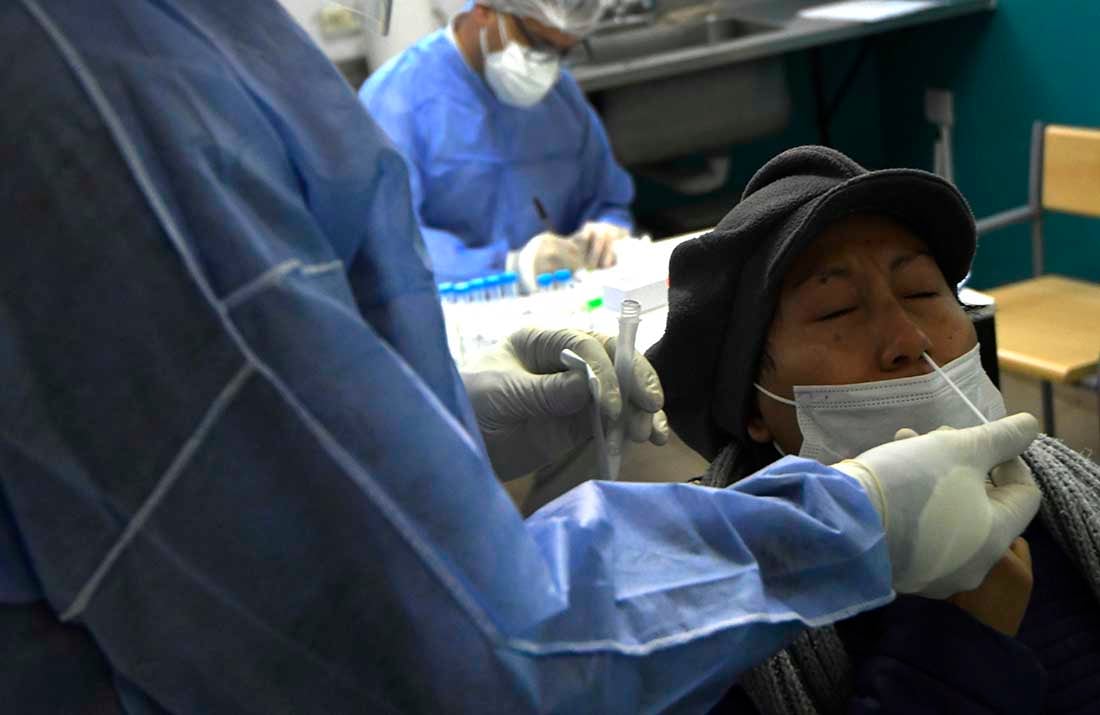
[746,395,773,444]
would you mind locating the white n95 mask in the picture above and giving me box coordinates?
[480,16,561,108]
[755,344,1006,464]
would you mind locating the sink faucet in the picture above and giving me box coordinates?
[606,0,656,21]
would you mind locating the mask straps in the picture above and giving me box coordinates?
[920,352,989,425]
[479,23,490,58]
[753,384,793,456]
[753,382,797,407]
[479,13,512,58]
[497,13,512,48]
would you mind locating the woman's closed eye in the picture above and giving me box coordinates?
[817,305,858,321]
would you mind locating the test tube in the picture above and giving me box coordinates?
[605,299,641,481]
[453,281,471,303]
[553,268,573,291]
[536,273,554,292]
[438,284,460,363]
[450,282,471,364]
[469,277,487,302]
[501,271,520,299]
[485,273,503,301]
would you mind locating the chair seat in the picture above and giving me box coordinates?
[986,275,1100,383]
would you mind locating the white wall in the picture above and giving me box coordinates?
[276,0,452,68]
[276,0,360,62]
[362,0,448,70]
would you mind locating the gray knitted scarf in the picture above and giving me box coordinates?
[702,435,1100,715]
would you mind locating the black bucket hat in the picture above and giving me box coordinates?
[646,145,977,462]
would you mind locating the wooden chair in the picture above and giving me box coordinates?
[978,123,1100,437]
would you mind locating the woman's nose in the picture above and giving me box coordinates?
[878,300,932,372]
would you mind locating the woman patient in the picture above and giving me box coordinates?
[648,146,1100,714]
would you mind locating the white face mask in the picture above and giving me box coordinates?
[480,15,561,108]
[754,344,1006,464]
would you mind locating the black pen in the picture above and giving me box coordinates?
[532,197,558,235]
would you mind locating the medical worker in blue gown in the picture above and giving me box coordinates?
[360,0,635,287]
[0,1,1043,713]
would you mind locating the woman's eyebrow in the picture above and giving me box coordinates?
[890,250,934,272]
[792,264,851,291]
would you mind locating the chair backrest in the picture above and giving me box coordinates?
[1041,124,1100,217]
[972,123,1100,277]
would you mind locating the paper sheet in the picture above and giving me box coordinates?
[798,1,937,23]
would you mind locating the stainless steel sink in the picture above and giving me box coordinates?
[569,2,790,170]
[571,6,780,66]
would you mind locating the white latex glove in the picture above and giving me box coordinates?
[517,232,585,292]
[571,221,630,270]
[462,327,669,481]
[833,413,1042,599]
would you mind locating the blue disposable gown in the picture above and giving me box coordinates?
[0,1,892,712]
[359,27,635,283]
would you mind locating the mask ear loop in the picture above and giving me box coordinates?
[753,384,795,458]
[753,382,797,407]
[920,353,989,425]
[480,13,511,59]
[479,22,491,59]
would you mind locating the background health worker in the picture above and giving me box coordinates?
[0,0,1042,712]
[359,0,635,287]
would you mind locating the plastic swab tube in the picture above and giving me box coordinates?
[560,348,612,481]
[606,300,641,481]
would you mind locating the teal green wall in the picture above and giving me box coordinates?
[636,2,1100,290]
[874,1,1100,289]
[732,41,891,182]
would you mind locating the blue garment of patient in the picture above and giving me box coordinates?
[0,1,891,712]
[359,27,635,282]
